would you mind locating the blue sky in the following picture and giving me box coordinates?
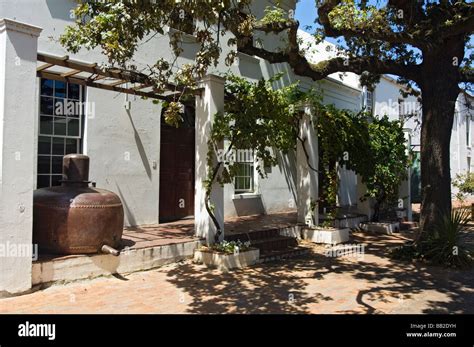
[294,0,472,68]
[294,0,317,34]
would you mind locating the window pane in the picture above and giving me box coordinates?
[69,100,81,117]
[54,81,66,98]
[68,84,80,100]
[38,136,51,155]
[52,137,65,155]
[37,156,50,174]
[40,97,54,115]
[54,117,67,135]
[67,118,80,137]
[54,98,66,116]
[236,164,245,176]
[65,139,77,154]
[51,175,63,187]
[40,116,53,135]
[37,175,50,189]
[40,79,54,96]
[51,156,63,174]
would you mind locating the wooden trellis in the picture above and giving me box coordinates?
[36,52,194,101]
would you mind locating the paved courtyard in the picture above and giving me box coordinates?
[1,231,473,314]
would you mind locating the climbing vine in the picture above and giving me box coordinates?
[204,73,301,242]
[201,73,409,240]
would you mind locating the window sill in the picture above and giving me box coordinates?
[232,193,261,200]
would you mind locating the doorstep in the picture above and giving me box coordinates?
[32,225,204,286]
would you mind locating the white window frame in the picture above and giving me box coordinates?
[364,88,374,115]
[37,78,85,188]
[233,149,258,195]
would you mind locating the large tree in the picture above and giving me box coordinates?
[61,0,473,233]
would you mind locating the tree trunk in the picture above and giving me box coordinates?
[419,57,460,234]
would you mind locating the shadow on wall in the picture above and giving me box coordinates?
[45,0,76,21]
[126,109,152,180]
[116,184,137,227]
[276,149,298,204]
[237,54,263,80]
[232,196,265,216]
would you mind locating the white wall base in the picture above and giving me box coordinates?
[302,227,350,244]
[360,222,400,234]
[31,240,202,286]
[194,249,259,272]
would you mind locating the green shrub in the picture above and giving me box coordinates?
[205,240,252,254]
[453,172,474,201]
[391,209,473,268]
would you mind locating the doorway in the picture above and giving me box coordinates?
[159,105,195,222]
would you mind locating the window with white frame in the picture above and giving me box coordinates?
[37,79,84,188]
[234,149,255,193]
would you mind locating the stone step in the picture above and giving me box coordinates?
[249,235,298,252]
[225,228,280,242]
[225,228,304,263]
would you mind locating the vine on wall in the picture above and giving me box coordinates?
[204,73,301,242]
[198,73,409,241]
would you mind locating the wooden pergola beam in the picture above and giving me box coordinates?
[37,70,168,100]
[37,52,203,99]
[61,69,82,77]
[37,63,54,72]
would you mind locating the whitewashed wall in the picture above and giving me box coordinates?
[0,0,364,222]
[450,93,474,197]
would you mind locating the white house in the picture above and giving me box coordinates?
[0,0,410,295]
[373,75,474,203]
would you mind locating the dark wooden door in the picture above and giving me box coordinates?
[159,107,195,222]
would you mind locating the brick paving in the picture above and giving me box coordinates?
[1,230,473,314]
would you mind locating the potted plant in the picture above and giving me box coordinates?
[194,240,259,272]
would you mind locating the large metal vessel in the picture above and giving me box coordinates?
[33,154,124,255]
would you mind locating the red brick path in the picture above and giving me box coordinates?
[1,231,473,314]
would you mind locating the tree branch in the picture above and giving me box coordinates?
[238,33,421,83]
[440,14,474,38]
[318,0,422,47]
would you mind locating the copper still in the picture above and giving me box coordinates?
[33,154,124,256]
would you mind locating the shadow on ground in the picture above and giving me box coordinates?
[165,231,474,314]
[165,260,333,313]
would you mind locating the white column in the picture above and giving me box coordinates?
[195,74,225,244]
[0,18,42,295]
[399,129,412,221]
[297,105,318,226]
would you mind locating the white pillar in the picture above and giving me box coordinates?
[297,105,318,226]
[399,129,412,221]
[195,74,225,244]
[0,18,42,295]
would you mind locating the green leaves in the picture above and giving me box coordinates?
[208,73,300,191]
[453,172,474,201]
[307,88,408,218]
[60,0,252,93]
